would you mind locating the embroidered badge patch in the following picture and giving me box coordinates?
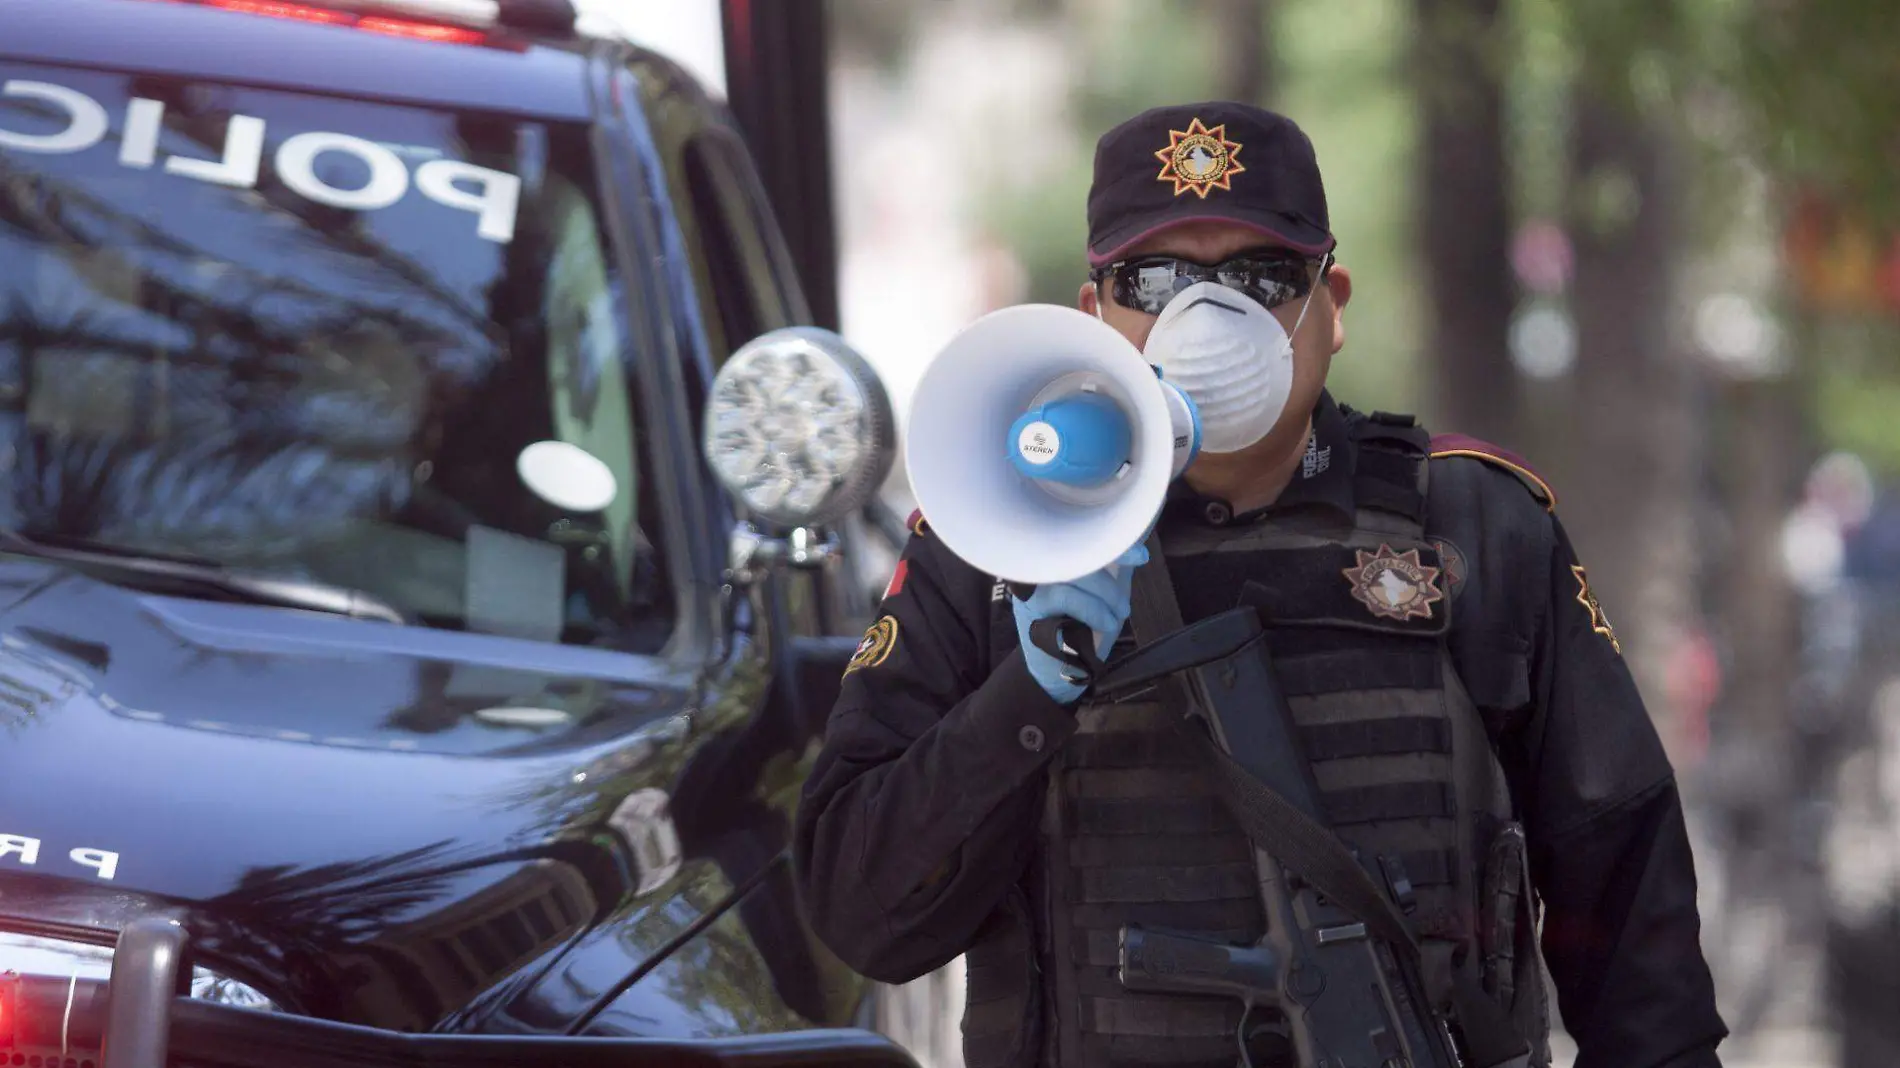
[844,616,899,676]
[1154,117,1245,199]
[1344,544,1444,622]
[1429,536,1467,601]
[1571,565,1621,654]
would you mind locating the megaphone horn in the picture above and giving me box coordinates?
[903,304,1201,589]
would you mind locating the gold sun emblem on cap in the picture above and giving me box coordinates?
[1154,117,1246,199]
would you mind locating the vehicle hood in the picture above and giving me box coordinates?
[0,555,705,1026]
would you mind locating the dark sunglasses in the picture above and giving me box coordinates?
[1089,250,1333,316]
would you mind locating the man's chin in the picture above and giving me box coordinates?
[1186,421,1301,473]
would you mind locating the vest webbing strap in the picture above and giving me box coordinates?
[1071,710,1451,760]
[1071,783,1450,834]
[1277,648,1442,696]
[1070,796,1227,836]
[1070,861,1259,905]
[1067,831,1253,868]
[1300,715,1453,760]
[1324,781,1456,825]
[1065,711,1451,766]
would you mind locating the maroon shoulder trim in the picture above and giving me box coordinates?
[906,508,930,537]
[1428,433,1556,511]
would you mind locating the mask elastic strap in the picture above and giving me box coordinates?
[1285,253,1330,343]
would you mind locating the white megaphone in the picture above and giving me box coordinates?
[904,304,1202,589]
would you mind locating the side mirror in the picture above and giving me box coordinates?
[701,327,896,585]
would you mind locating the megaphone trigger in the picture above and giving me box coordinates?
[1029,616,1106,685]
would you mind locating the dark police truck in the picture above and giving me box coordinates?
[0,1,914,1065]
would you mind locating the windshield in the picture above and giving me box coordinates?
[0,63,675,652]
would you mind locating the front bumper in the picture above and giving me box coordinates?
[0,930,275,1012]
[0,917,920,1068]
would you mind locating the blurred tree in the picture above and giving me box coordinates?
[1212,0,1272,105]
[825,0,922,72]
[1558,69,1701,734]
[1411,0,1519,446]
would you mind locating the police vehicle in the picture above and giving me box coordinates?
[0,0,910,1064]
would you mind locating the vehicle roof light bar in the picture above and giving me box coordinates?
[143,0,576,43]
[264,0,578,33]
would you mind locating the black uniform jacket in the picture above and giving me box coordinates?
[794,393,1728,1068]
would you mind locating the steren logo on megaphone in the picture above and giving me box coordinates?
[1017,422,1061,465]
[904,304,1203,588]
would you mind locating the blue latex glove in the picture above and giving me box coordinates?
[1011,542,1150,704]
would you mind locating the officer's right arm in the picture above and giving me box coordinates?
[792,522,1079,984]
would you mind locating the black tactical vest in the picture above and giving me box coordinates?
[963,413,1551,1068]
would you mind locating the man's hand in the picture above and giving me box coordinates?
[1010,542,1149,703]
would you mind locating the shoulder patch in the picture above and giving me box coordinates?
[844,615,899,676]
[906,508,930,538]
[1429,433,1555,511]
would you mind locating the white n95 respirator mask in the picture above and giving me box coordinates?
[1142,279,1316,454]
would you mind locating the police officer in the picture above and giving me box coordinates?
[794,102,1727,1068]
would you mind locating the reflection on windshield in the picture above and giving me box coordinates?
[0,63,675,652]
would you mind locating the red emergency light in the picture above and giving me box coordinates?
[149,0,496,47]
[356,14,486,43]
[0,974,15,1049]
[205,0,349,24]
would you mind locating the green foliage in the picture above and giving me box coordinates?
[1728,0,1900,226]
[1815,366,1900,479]
[1535,0,1900,232]
[1807,318,1900,478]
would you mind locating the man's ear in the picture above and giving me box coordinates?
[1078,280,1099,317]
[1323,263,1352,355]
[1325,263,1352,308]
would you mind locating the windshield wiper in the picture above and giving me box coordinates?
[0,530,408,624]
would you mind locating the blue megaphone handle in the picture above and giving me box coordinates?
[1160,376,1202,472]
[1007,391,1132,487]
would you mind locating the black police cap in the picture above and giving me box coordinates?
[1086,101,1335,267]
